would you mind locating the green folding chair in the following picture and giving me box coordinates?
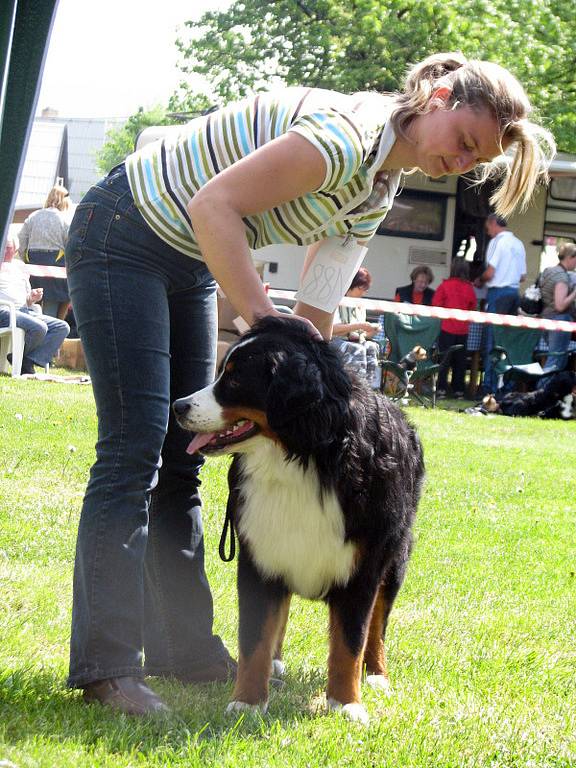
[489,326,544,391]
[380,313,444,407]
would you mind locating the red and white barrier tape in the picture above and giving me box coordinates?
[13,269,576,333]
[268,289,576,333]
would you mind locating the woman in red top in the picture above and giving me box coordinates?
[432,258,477,397]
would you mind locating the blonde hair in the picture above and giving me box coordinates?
[44,184,70,211]
[558,243,576,261]
[392,52,556,218]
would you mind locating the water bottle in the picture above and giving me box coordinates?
[373,315,389,357]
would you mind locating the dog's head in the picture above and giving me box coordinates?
[482,394,500,413]
[399,345,427,370]
[411,345,427,361]
[173,316,353,463]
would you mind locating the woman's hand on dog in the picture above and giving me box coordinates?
[257,307,324,340]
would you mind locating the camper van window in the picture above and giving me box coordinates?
[550,178,576,202]
[376,190,447,241]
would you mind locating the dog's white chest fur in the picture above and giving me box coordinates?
[236,442,357,599]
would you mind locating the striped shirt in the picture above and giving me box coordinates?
[125,87,401,261]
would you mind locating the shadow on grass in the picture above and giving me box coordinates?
[0,665,329,755]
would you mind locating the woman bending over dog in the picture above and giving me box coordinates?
[65,52,555,714]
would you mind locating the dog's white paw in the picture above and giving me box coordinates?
[226,700,268,716]
[365,674,392,694]
[272,659,286,678]
[327,698,369,725]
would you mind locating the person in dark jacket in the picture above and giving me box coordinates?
[395,265,435,305]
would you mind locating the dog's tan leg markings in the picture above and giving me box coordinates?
[271,594,291,676]
[326,608,367,710]
[326,609,370,723]
[363,585,389,676]
[231,598,290,708]
[363,585,392,693]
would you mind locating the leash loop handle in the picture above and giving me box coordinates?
[219,495,236,562]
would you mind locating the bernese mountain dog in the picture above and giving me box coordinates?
[478,372,576,419]
[173,316,424,724]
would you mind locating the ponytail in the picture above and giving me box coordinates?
[479,120,555,218]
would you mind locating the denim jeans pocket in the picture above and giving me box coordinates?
[66,203,96,269]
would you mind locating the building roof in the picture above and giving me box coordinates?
[16,121,66,210]
[15,115,126,210]
[63,117,126,198]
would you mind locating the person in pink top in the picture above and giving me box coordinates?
[432,258,477,397]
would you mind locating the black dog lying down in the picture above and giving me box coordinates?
[478,372,576,419]
[173,317,424,724]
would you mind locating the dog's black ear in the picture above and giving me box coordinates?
[267,352,325,432]
[266,350,349,463]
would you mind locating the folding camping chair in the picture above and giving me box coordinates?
[489,325,544,392]
[380,312,462,407]
[0,301,25,377]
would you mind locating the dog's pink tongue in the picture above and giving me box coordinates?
[186,432,216,455]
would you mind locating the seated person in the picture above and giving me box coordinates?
[0,238,69,374]
[332,267,380,388]
[395,265,435,305]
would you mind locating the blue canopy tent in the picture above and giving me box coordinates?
[0,0,59,261]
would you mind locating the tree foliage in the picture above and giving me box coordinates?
[95,106,173,174]
[173,0,575,152]
[96,95,219,174]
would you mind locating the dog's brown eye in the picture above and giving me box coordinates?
[225,375,240,389]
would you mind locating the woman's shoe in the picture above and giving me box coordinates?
[83,676,170,715]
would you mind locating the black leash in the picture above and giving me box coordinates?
[218,491,236,562]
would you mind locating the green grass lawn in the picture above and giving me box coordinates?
[0,373,575,767]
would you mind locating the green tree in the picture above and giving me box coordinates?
[96,94,220,175]
[95,106,173,174]
[174,0,575,152]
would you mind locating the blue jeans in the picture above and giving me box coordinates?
[330,336,380,387]
[0,306,69,365]
[65,164,228,687]
[41,299,62,318]
[542,313,572,376]
[482,286,520,392]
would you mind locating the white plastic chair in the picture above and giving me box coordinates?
[0,301,25,377]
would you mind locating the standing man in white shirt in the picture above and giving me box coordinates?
[477,213,526,393]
